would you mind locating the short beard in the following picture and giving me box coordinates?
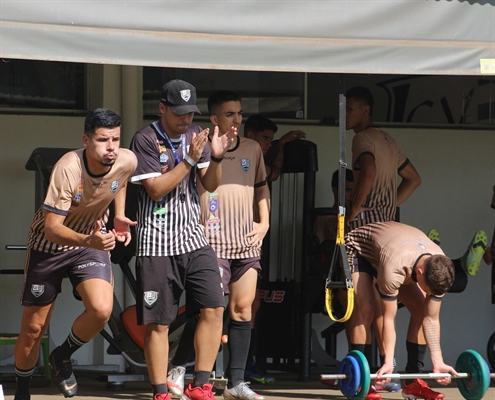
[101,159,116,167]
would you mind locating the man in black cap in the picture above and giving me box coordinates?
[129,79,237,400]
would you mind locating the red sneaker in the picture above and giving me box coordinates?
[365,386,382,400]
[155,394,172,400]
[182,383,215,400]
[402,379,445,400]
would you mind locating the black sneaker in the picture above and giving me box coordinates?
[49,346,78,397]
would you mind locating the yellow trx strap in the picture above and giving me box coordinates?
[325,212,354,322]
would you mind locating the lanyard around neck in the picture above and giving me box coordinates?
[156,120,186,166]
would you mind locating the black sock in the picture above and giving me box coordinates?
[14,365,34,400]
[58,330,87,359]
[152,383,168,396]
[227,320,251,388]
[173,314,199,367]
[192,370,211,387]
[405,341,427,385]
[350,344,373,372]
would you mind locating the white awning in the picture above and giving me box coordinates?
[1,0,494,75]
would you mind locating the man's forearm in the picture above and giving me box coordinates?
[268,143,285,181]
[255,185,271,228]
[423,316,444,366]
[201,160,222,192]
[114,182,127,217]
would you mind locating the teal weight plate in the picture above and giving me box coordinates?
[348,350,371,400]
[455,349,490,400]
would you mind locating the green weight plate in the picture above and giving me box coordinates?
[348,350,371,400]
[455,349,490,400]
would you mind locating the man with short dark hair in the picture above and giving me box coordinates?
[244,114,306,182]
[14,108,137,400]
[204,91,270,400]
[345,221,457,400]
[345,86,421,228]
[129,80,237,400]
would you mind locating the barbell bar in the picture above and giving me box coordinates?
[320,349,493,400]
[320,372,495,380]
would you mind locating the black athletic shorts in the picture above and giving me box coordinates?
[218,257,261,295]
[21,247,113,306]
[351,256,377,277]
[135,245,225,325]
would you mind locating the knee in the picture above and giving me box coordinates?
[230,303,252,322]
[22,321,46,344]
[201,307,224,326]
[89,302,113,326]
[354,302,374,325]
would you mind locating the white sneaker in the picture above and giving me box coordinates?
[223,382,264,400]
[167,366,186,397]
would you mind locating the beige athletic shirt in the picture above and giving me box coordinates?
[198,137,267,259]
[345,221,445,298]
[27,148,137,253]
[350,127,409,230]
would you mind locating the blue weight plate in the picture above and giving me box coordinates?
[455,349,490,400]
[338,355,362,398]
[348,350,371,399]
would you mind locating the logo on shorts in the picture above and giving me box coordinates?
[110,180,120,194]
[144,291,158,306]
[31,284,45,298]
[240,158,251,172]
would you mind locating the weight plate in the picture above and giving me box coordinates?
[338,355,362,398]
[455,349,490,400]
[348,350,371,399]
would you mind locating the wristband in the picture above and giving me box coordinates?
[210,155,224,163]
[184,154,197,167]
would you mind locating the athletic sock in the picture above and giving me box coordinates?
[379,355,397,371]
[58,329,87,359]
[350,343,374,369]
[172,313,199,367]
[192,370,211,387]
[405,341,426,385]
[152,383,168,396]
[14,365,34,400]
[227,320,251,388]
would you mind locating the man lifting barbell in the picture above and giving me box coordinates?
[344,221,457,400]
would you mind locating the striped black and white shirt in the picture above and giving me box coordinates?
[130,122,210,256]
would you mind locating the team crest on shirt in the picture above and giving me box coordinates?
[31,284,45,297]
[110,180,120,194]
[144,291,159,306]
[160,153,169,163]
[180,90,191,102]
[240,158,251,172]
[71,178,84,206]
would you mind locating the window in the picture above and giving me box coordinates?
[143,68,305,119]
[308,74,495,126]
[0,59,86,111]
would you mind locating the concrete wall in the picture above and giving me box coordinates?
[0,66,494,375]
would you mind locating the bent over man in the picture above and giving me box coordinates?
[345,221,457,400]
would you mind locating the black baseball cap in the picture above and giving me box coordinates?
[160,79,201,115]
